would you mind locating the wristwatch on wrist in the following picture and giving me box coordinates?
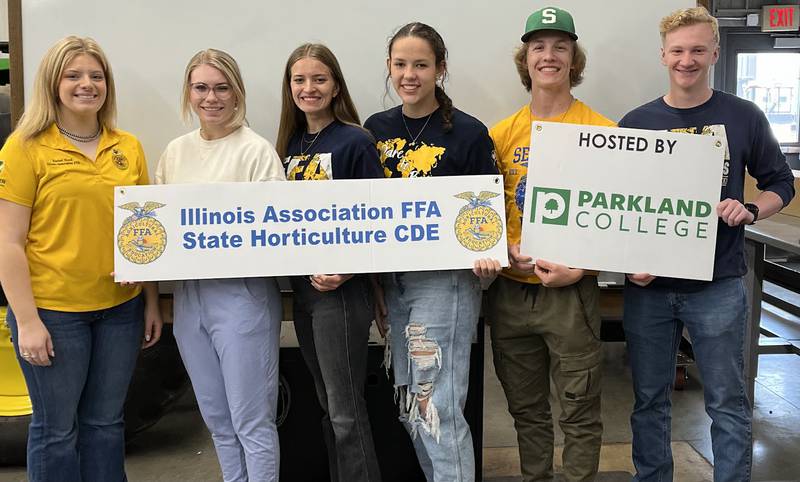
[744,202,759,225]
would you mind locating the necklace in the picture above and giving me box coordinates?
[300,120,334,156]
[530,97,575,124]
[57,123,101,143]
[401,110,434,146]
[300,129,323,156]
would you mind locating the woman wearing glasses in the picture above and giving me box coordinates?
[154,49,285,482]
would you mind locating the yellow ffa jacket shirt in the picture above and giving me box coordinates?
[490,101,615,285]
[0,124,148,311]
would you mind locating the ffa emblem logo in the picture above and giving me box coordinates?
[117,201,167,264]
[112,148,129,170]
[453,191,503,252]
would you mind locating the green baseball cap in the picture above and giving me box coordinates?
[521,6,578,42]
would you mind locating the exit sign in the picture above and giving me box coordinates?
[762,5,800,32]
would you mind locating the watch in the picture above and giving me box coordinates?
[744,203,759,225]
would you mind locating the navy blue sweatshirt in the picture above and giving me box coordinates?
[364,106,498,178]
[619,90,794,291]
[284,120,383,180]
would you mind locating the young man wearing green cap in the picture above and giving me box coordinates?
[620,7,794,482]
[487,6,614,482]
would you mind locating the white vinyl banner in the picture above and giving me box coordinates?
[520,122,726,281]
[114,175,508,281]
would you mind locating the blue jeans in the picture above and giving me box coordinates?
[623,277,752,482]
[292,275,381,482]
[6,295,144,482]
[383,270,481,482]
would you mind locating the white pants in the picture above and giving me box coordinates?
[173,277,282,482]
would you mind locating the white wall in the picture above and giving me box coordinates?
[21,0,691,171]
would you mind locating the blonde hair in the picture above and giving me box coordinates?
[276,43,363,158]
[14,36,116,141]
[660,6,720,44]
[181,49,247,128]
[513,37,586,91]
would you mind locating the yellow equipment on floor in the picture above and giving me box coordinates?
[0,306,32,417]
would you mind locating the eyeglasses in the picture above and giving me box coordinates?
[190,82,233,99]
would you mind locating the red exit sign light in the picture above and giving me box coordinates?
[762,5,800,32]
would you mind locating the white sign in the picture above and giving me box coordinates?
[114,175,508,281]
[521,122,725,281]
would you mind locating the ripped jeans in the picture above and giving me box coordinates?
[382,270,481,482]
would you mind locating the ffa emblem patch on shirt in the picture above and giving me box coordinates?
[117,201,167,264]
[112,148,129,170]
[453,191,503,251]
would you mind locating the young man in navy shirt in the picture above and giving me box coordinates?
[619,6,794,482]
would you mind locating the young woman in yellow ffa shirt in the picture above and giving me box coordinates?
[487,7,614,482]
[0,36,161,482]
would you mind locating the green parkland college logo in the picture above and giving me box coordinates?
[527,185,713,240]
[531,187,571,225]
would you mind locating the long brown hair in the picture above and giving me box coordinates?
[14,36,117,141]
[276,43,363,158]
[387,22,454,132]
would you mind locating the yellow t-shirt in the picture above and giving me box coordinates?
[490,101,615,284]
[0,124,148,311]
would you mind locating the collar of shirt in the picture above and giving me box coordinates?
[39,123,122,155]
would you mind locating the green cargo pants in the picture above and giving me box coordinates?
[488,275,603,482]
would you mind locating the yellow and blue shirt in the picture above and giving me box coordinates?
[490,101,615,284]
[284,121,383,181]
[364,106,498,178]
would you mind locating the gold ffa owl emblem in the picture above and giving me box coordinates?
[111,148,129,170]
[453,191,503,252]
[117,201,167,264]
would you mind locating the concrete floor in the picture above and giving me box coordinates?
[2,319,800,481]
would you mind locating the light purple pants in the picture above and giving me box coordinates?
[173,277,282,482]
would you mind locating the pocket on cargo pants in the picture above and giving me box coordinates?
[558,349,602,402]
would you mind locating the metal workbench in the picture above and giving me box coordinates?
[744,213,800,402]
